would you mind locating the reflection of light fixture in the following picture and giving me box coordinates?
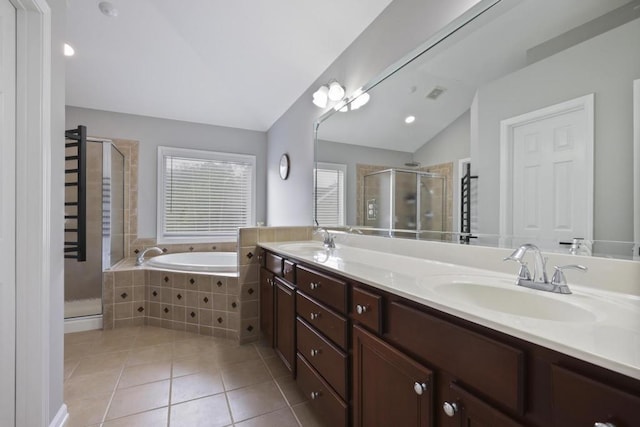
[405,115,416,124]
[64,43,75,57]
[312,85,329,108]
[99,1,119,17]
[312,79,346,108]
[351,92,370,110]
[328,81,345,101]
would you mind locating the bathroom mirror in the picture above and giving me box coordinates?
[314,0,640,260]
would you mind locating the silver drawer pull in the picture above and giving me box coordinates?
[309,282,320,290]
[310,349,320,357]
[310,391,321,400]
[413,382,427,395]
[594,423,616,427]
[355,304,368,315]
[309,312,320,320]
[443,401,458,417]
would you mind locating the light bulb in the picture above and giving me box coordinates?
[64,43,75,57]
[351,92,370,110]
[312,86,329,108]
[405,115,416,124]
[328,81,345,101]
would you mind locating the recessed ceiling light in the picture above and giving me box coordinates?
[405,115,416,124]
[64,43,75,57]
[98,1,118,17]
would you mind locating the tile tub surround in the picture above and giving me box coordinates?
[102,226,313,343]
[64,325,328,427]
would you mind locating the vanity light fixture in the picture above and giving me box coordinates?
[405,115,416,124]
[312,79,346,108]
[64,43,75,57]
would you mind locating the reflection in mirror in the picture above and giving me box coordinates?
[314,0,640,260]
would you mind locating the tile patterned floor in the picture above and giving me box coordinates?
[64,326,328,427]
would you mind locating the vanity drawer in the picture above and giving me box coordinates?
[297,317,348,400]
[297,353,348,427]
[351,286,382,335]
[387,301,524,414]
[264,252,283,276]
[551,364,640,427]
[283,259,296,283]
[297,292,348,350]
[296,265,347,313]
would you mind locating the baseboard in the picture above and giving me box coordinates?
[49,404,68,427]
[64,315,103,334]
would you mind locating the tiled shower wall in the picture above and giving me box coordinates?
[103,226,313,343]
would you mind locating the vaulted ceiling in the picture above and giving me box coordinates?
[65,0,394,131]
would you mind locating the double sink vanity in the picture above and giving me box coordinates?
[258,236,640,427]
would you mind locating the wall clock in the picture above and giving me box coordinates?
[279,153,290,180]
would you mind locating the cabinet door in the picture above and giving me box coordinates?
[275,277,296,374]
[441,382,523,427]
[353,325,433,427]
[259,268,274,346]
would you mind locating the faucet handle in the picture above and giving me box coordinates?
[551,264,587,286]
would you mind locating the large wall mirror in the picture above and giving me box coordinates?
[314,0,640,260]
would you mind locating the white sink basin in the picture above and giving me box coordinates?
[434,281,597,323]
[277,242,333,256]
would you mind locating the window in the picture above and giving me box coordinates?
[314,162,346,226]
[157,146,256,242]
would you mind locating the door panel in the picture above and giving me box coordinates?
[0,0,16,424]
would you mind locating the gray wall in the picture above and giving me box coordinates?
[66,107,268,238]
[471,18,640,241]
[266,0,484,226]
[317,140,412,224]
[51,0,66,420]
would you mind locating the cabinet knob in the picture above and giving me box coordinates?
[310,349,320,357]
[309,282,320,290]
[413,382,427,395]
[310,391,321,400]
[309,312,320,320]
[594,423,616,427]
[355,304,368,315]
[443,401,458,417]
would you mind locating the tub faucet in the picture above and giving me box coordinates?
[136,246,163,266]
[504,243,587,294]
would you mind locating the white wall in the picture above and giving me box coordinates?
[471,19,640,241]
[317,139,412,224]
[266,0,483,226]
[65,107,268,238]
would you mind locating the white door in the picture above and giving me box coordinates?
[500,95,594,247]
[0,0,16,425]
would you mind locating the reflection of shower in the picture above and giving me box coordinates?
[64,136,125,320]
[361,169,447,232]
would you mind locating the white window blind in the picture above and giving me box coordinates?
[158,147,255,242]
[314,163,346,226]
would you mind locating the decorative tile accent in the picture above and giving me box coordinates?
[203,297,209,303]
[189,278,195,285]
[189,246,194,251]
[177,294,182,300]
[217,317,223,324]
[164,276,169,283]
[137,306,144,313]
[134,249,139,254]
[246,325,253,332]
[247,288,254,295]
[190,312,196,318]
[231,302,237,309]
[120,292,128,299]
[164,307,169,313]
[216,281,222,287]
[246,252,253,259]
[152,290,158,297]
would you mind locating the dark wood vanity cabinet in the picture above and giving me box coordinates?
[353,325,434,427]
[259,253,296,375]
[259,249,640,427]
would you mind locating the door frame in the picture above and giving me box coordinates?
[499,94,594,240]
[634,80,639,258]
[12,0,60,426]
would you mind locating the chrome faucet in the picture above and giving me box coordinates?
[136,246,163,266]
[316,227,335,249]
[504,243,587,294]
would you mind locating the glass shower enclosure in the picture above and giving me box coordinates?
[64,139,125,319]
[362,169,447,235]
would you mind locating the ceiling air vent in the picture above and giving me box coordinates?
[426,86,446,100]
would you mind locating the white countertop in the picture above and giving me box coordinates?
[259,240,640,381]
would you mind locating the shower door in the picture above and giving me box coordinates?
[64,140,124,319]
